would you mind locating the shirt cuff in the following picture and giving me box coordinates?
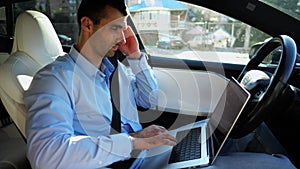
[127,53,151,74]
[109,133,133,158]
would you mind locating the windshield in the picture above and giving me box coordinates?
[259,0,300,21]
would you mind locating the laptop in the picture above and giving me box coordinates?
[140,77,250,169]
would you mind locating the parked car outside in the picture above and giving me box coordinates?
[156,36,185,49]
[187,35,214,49]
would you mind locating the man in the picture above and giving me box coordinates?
[24,0,176,168]
[25,0,297,169]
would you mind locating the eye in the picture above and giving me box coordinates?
[111,25,118,31]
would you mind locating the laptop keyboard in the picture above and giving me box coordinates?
[169,127,202,164]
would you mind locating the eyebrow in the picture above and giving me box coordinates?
[111,22,127,30]
[112,24,125,29]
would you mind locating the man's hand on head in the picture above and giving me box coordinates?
[119,26,141,59]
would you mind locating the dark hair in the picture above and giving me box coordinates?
[77,0,128,30]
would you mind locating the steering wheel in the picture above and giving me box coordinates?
[230,35,297,138]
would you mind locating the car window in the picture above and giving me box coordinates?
[0,7,6,35]
[128,1,271,65]
[12,1,77,47]
[13,0,275,66]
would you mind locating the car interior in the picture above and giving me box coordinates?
[0,9,65,138]
[0,7,65,169]
[0,0,300,168]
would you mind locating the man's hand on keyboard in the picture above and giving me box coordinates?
[131,125,168,138]
[130,125,177,150]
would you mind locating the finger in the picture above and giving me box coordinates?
[163,139,177,146]
[122,26,134,40]
[161,135,177,146]
[163,133,177,142]
[151,125,167,133]
[158,126,167,132]
[156,132,177,144]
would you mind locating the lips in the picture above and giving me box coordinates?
[111,45,119,51]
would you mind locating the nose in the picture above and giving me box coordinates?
[117,30,126,45]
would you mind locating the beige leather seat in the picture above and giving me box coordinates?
[0,10,64,138]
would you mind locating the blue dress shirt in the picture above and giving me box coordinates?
[24,46,158,169]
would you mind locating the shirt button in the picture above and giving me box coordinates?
[98,161,102,165]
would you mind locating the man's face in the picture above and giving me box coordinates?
[90,6,127,58]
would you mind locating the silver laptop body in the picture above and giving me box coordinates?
[140,77,250,169]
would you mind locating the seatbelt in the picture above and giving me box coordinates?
[108,56,137,168]
[109,56,121,134]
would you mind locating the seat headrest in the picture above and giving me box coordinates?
[11,10,64,65]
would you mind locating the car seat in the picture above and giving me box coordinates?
[0,10,64,138]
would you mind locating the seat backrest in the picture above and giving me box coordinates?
[0,10,64,138]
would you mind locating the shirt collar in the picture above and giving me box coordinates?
[68,45,115,79]
[101,57,115,79]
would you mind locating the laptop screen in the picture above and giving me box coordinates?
[206,77,250,163]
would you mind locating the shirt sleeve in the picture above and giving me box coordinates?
[127,53,159,108]
[24,70,133,169]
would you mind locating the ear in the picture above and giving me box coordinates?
[81,17,93,33]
